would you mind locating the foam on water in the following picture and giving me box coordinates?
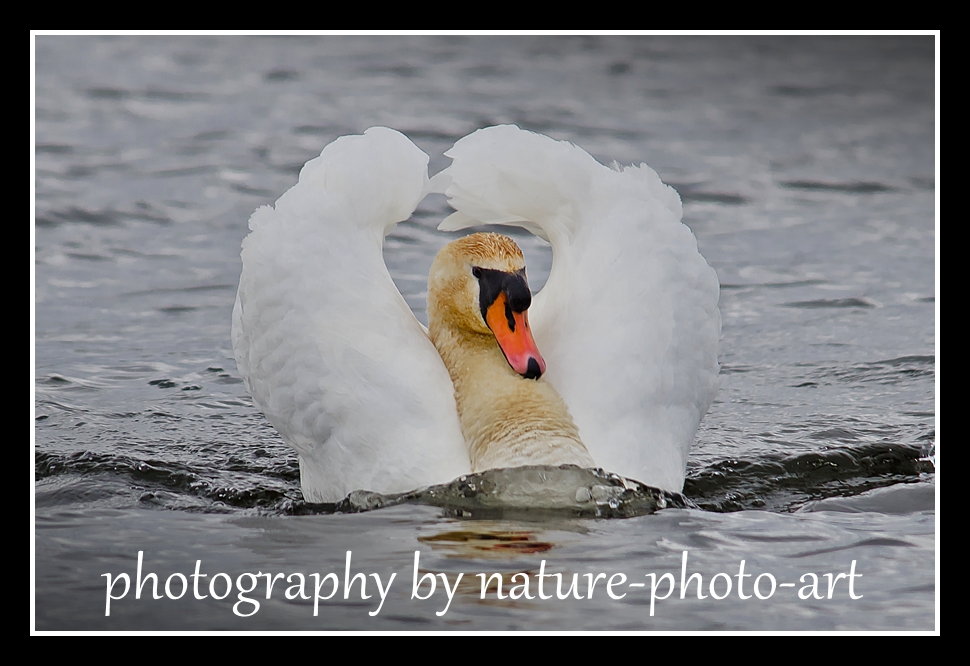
[314,466,691,519]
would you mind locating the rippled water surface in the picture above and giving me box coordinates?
[34,35,937,631]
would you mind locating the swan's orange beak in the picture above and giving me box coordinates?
[485,291,546,380]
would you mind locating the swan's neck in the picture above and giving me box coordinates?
[428,321,594,472]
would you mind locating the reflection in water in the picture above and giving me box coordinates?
[418,526,553,598]
[416,523,589,604]
[420,528,554,556]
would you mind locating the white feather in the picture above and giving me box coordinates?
[232,127,469,502]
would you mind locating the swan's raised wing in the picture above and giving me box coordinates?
[434,125,720,492]
[232,127,469,502]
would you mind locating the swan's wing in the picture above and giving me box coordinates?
[232,127,469,502]
[434,125,720,492]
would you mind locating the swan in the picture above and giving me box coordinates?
[427,231,595,472]
[231,125,720,503]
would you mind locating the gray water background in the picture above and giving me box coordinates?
[33,35,937,631]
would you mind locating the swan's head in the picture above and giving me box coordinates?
[428,232,546,379]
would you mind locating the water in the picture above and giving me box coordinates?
[33,35,937,631]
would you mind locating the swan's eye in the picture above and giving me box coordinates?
[472,267,483,279]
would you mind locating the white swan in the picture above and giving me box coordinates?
[231,125,720,503]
